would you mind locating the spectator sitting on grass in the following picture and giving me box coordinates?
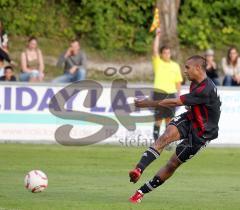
[205,49,220,86]
[19,36,44,82]
[222,46,240,86]
[0,66,16,81]
[53,40,87,83]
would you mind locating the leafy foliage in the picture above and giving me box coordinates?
[0,0,71,38]
[0,0,155,53]
[1,0,239,53]
[71,0,155,53]
[178,0,240,50]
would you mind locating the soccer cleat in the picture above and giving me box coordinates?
[129,168,142,183]
[129,190,144,203]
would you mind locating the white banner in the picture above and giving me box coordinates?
[0,83,239,146]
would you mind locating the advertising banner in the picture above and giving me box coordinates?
[0,83,239,146]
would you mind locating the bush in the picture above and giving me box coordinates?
[71,0,155,53]
[178,0,240,50]
[0,0,155,53]
[1,0,239,54]
[0,0,71,38]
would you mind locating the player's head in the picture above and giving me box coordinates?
[184,55,206,81]
[160,46,171,62]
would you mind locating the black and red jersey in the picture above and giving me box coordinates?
[180,78,221,140]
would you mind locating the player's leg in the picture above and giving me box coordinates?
[153,118,162,141]
[153,125,180,152]
[164,117,175,151]
[129,124,180,183]
[138,153,181,193]
[129,153,182,203]
[129,113,187,183]
[156,153,181,180]
[129,135,209,203]
[129,114,195,203]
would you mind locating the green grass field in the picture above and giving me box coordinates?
[0,144,240,210]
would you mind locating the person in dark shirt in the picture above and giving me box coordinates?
[128,55,221,203]
[53,40,87,83]
[0,47,11,63]
[205,49,220,86]
[0,66,16,81]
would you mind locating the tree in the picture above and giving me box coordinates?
[156,0,181,58]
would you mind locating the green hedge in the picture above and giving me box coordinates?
[0,0,239,53]
[71,0,155,53]
[0,0,70,38]
[0,0,155,53]
[178,0,240,50]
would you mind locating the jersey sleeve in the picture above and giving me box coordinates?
[179,84,210,106]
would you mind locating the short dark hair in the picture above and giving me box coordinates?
[160,45,170,53]
[187,55,206,70]
[28,36,37,43]
[4,65,13,73]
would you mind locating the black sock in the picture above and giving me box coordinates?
[136,147,160,172]
[139,176,164,194]
[153,124,160,141]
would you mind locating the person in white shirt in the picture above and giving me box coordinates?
[222,47,240,86]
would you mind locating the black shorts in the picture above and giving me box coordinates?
[169,113,208,163]
[153,91,176,119]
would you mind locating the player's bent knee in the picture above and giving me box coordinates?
[154,127,178,150]
[154,136,168,151]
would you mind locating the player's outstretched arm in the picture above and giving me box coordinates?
[134,98,183,108]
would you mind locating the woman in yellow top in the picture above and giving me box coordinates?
[152,28,183,141]
[20,37,44,82]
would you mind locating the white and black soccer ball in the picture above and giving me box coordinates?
[24,170,48,193]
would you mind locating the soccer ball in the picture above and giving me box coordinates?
[24,170,48,193]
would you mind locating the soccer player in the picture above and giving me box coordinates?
[128,55,221,203]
